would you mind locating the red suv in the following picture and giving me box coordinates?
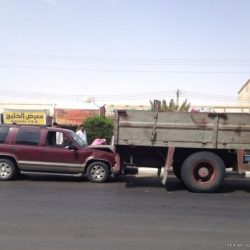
[0,125,116,182]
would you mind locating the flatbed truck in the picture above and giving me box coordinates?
[113,109,250,192]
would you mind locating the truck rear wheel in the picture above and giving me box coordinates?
[0,159,17,181]
[86,161,109,183]
[181,151,225,193]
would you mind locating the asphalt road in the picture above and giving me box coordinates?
[1,173,250,250]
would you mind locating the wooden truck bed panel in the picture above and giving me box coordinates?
[114,110,250,149]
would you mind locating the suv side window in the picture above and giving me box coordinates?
[15,128,40,146]
[46,131,72,147]
[0,126,10,143]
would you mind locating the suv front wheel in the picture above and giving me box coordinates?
[86,161,109,183]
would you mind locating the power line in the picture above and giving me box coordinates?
[1,53,250,65]
[181,90,238,101]
[0,64,249,74]
[0,89,177,101]
[0,89,242,103]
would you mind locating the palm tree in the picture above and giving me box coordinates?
[150,98,191,112]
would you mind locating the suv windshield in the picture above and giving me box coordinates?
[69,130,87,147]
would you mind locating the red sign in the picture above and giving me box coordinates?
[55,109,99,125]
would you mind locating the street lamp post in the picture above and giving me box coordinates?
[82,96,105,116]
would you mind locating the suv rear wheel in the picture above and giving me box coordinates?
[0,159,17,181]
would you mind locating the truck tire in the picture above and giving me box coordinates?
[0,159,17,181]
[181,151,225,193]
[86,161,109,183]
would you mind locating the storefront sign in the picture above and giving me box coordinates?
[3,111,46,125]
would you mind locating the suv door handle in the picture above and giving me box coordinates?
[12,147,18,152]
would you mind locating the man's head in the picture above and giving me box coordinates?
[53,122,59,127]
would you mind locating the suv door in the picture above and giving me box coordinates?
[13,127,43,171]
[42,131,82,173]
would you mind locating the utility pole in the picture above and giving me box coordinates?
[176,89,180,107]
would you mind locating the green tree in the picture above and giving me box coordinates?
[150,98,191,112]
[82,116,114,144]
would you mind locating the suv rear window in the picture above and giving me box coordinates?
[15,128,40,146]
[0,126,10,143]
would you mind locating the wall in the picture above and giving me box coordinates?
[54,108,99,125]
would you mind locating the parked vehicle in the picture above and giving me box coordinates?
[0,125,115,182]
[113,109,250,192]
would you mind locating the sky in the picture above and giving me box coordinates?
[0,0,250,106]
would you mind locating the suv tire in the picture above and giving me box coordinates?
[86,161,109,183]
[0,159,17,181]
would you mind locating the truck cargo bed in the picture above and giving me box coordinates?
[114,110,250,150]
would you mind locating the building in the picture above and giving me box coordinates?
[2,79,250,123]
[0,102,55,125]
[105,104,150,117]
[238,79,250,104]
[191,79,250,113]
[0,101,101,126]
[190,105,250,113]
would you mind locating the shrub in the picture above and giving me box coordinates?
[83,116,113,144]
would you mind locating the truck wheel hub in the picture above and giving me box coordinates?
[198,167,209,177]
